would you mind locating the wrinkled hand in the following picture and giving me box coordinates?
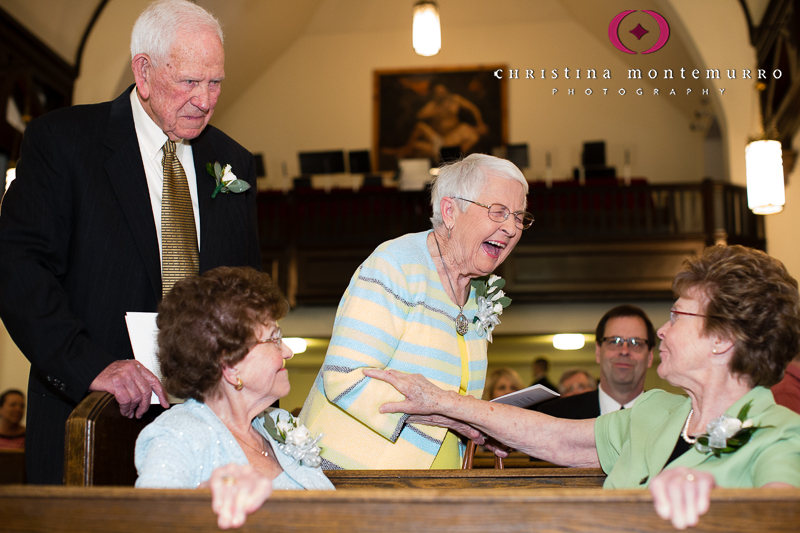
[362,368,446,416]
[407,414,485,444]
[208,464,272,530]
[649,467,715,530]
[89,360,168,418]
[483,439,511,458]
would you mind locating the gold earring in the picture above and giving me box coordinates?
[447,225,452,239]
[235,377,244,391]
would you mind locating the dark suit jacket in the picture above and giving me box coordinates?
[0,87,262,483]
[533,389,601,420]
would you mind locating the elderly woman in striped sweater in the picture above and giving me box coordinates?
[300,154,532,469]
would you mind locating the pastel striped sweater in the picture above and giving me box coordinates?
[299,231,488,469]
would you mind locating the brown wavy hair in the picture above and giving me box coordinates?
[156,266,289,401]
[673,245,800,387]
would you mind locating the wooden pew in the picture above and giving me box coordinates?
[469,450,558,469]
[326,468,605,489]
[1,485,798,532]
[64,391,167,486]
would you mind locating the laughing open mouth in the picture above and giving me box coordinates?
[482,240,506,258]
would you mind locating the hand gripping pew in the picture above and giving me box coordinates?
[2,485,798,533]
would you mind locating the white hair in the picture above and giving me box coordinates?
[131,0,223,66]
[429,153,528,228]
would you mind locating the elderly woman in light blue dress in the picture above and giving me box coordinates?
[135,267,333,529]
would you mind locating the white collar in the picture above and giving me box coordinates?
[598,384,641,415]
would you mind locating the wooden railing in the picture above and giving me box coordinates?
[257,180,765,304]
[2,485,798,532]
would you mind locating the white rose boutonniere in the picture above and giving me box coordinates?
[694,401,771,457]
[471,274,511,342]
[263,412,323,468]
[207,161,251,198]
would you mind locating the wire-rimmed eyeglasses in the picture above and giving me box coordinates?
[255,327,283,348]
[453,197,534,230]
[600,336,650,354]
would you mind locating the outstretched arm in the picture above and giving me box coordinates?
[364,368,599,467]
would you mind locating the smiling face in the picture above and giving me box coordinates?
[596,316,653,396]
[491,375,520,400]
[234,322,293,402]
[0,392,25,426]
[656,288,713,388]
[133,28,225,141]
[451,175,525,277]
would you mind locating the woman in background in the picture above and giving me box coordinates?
[0,389,25,450]
[482,368,524,400]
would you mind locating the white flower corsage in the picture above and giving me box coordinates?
[207,161,251,198]
[263,412,323,468]
[694,401,771,458]
[471,274,511,342]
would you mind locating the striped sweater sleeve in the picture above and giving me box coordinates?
[321,247,413,441]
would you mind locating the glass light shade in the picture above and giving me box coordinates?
[283,337,307,354]
[412,2,441,56]
[553,334,585,350]
[746,140,785,215]
[5,167,15,192]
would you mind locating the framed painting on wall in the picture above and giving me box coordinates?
[373,65,507,172]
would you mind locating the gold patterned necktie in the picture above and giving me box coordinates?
[161,140,199,297]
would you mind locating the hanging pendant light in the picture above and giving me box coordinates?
[412,1,441,56]
[745,139,785,215]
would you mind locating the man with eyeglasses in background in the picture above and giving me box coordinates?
[533,305,655,419]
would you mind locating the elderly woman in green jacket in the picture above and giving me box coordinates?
[367,245,800,529]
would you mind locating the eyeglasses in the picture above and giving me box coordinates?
[600,336,650,353]
[453,197,534,230]
[562,381,594,396]
[669,310,709,326]
[256,327,282,348]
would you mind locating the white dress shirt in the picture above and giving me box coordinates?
[129,88,201,263]
[598,384,641,415]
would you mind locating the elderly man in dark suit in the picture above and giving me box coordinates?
[0,0,261,484]
[535,305,655,419]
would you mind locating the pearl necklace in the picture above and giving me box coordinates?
[433,232,469,336]
[681,409,696,444]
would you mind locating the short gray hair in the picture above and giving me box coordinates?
[430,154,528,228]
[131,0,223,66]
[558,368,597,394]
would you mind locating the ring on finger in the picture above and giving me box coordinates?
[686,474,695,482]
[222,475,237,486]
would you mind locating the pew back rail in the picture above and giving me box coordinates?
[64,391,167,486]
[1,486,798,533]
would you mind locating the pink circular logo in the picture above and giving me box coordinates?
[608,10,670,54]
